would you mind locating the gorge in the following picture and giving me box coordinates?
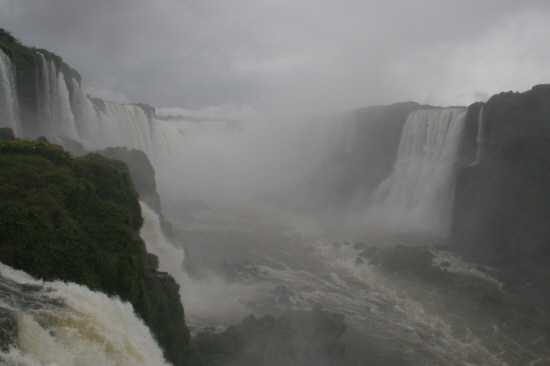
[2,27,550,365]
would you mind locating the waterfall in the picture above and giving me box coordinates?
[369,108,467,236]
[1,47,248,161]
[139,201,186,279]
[70,78,102,147]
[0,50,158,157]
[471,105,485,166]
[0,49,20,134]
[139,201,252,324]
[36,53,79,140]
[96,103,155,157]
[0,262,170,366]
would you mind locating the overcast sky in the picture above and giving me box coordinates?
[2,0,550,119]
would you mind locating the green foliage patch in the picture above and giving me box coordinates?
[0,140,74,167]
[0,150,145,303]
[0,142,192,365]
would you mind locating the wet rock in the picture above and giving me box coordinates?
[440,261,451,268]
[0,309,17,352]
[193,307,346,366]
[353,242,367,250]
[146,253,159,270]
[355,257,365,265]
[332,241,341,248]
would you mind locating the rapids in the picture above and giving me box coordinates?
[0,263,170,366]
[165,202,550,366]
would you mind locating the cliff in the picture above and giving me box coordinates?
[452,85,550,309]
[0,138,189,365]
[96,146,174,239]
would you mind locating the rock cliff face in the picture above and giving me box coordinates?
[451,85,550,307]
[97,146,174,239]
[0,139,189,365]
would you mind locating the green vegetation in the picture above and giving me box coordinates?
[97,146,173,238]
[0,140,74,166]
[144,271,190,366]
[0,140,189,365]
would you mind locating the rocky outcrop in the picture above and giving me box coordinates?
[0,140,189,365]
[192,306,346,366]
[144,268,190,366]
[97,146,174,239]
[451,86,550,310]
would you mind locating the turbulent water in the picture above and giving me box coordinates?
[167,202,550,366]
[0,263,170,366]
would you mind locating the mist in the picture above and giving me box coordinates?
[3,0,550,117]
[3,1,550,364]
[154,112,332,211]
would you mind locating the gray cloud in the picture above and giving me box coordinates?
[2,0,550,117]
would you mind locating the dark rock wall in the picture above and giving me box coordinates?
[451,86,550,315]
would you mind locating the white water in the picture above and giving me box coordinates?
[472,105,485,166]
[173,203,550,365]
[0,50,157,157]
[139,201,259,326]
[36,53,78,140]
[0,263,170,366]
[368,108,467,236]
[95,102,155,156]
[0,48,19,134]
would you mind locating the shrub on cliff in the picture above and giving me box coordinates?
[0,141,190,365]
[0,142,145,305]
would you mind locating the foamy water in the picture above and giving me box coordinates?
[0,263,170,366]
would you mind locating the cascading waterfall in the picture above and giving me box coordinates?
[369,108,467,236]
[36,53,79,140]
[0,49,19,134]
[471,105,485,166]
[0,49,158,158]
[96,102,155,156]
[139,201,255,325]
[0,262,170,366]
[70,78,102,145]
[139,201,186,280]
